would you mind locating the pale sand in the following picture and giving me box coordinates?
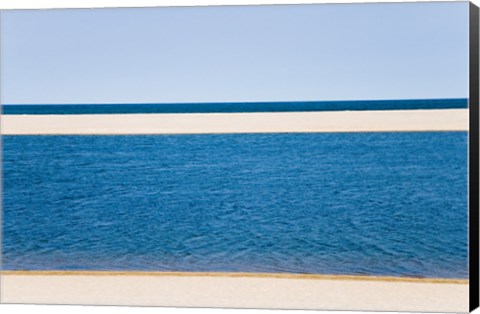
[0,109,468,135]
[0,271,469,312]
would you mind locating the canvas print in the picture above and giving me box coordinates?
[0,1,477,312]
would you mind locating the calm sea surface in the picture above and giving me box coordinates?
[2,98,467,114]
[2,132,468,278]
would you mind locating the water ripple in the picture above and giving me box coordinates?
[2,132,468,278]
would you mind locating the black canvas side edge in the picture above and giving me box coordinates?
[470,1,480,312]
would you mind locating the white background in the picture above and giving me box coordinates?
[0,0,478,314]
[0,0,476,9]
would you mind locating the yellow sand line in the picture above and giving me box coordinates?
[0,270,468,284]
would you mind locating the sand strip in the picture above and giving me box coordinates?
[0,109,468,135]
[0,271,469,312]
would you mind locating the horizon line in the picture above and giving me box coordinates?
[1,97,469,106]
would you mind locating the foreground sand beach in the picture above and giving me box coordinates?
[0,271,468,312]
[0,109,468,134]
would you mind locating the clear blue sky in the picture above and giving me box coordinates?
[0,2,469,104]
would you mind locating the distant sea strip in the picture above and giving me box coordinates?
[1,98,467,115]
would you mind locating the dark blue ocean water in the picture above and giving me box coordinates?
[1,132,468,278]
[2,98,467,114]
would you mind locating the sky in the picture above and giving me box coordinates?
[0,2,470,104]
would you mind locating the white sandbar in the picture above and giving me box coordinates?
[0,271,468,312]
[0,109,468,135]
